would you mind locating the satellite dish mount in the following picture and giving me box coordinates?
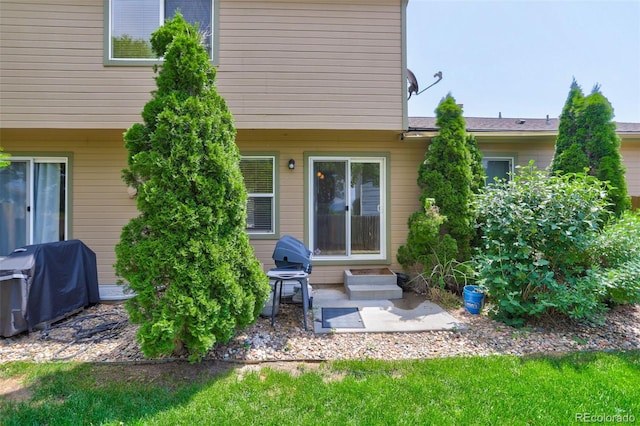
[407,69,443,100]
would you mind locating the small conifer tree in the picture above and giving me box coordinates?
[115,15,270,361]
[579,87,631,215]
[398,95,482,291]
[418,95,475,260]
[466,134,485,194]
[552,80,630,215]
[551,79,586,173]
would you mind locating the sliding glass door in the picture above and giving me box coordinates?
[309,156,385,260]
[0,158,67,256]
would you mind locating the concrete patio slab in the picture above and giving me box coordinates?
[312,286,466,334]
[97,283,465,334]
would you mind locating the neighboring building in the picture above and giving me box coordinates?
[1,0,418,285]
[408,117,640,209]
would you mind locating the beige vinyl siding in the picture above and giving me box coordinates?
[621,141,640,197]
[237,129,424,284]
[0,129,137,285]
[219,0,403,130]
[1,128,422,286]
[0,1,145,128]
[0,0,404,131]
[475,135,640,198]
[476,139,556,170]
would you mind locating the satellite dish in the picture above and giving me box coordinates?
[407,69,443,100]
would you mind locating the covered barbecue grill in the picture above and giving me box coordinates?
[267,235,312,330]
[271,235,312,273]
[0,240,99,337]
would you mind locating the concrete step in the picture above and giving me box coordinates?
[345,283,403,300]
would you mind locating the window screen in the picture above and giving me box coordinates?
[240,157,275,234]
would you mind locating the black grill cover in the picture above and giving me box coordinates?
[272,235,312,273]
[0,240,99,336]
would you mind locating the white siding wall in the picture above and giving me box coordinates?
[0,0,404,130]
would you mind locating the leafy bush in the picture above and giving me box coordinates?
[586,211,640,304]
[473,162,611,326]
[0,146,9,168]
[589,210,640,267]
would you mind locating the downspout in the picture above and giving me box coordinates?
[401,0,409,131]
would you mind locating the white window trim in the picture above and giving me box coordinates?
[104,0,218,66]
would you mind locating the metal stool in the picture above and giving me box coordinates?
[266,269,310,330]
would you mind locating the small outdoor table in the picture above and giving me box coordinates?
[266,269,310,330]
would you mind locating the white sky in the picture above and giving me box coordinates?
[407,0,640,123]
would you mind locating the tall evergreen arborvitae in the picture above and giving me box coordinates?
[578,87,631,215]
[466,134,486,195]
[398,95,481,290]
[551,79,586,173]
[115,15,269,361]
[419,95,475,260]
[551,80,630,216]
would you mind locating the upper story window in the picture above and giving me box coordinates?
[106,0,215,65]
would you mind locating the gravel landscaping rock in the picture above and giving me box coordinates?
[1,299,638,364]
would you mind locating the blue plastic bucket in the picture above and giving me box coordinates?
[463,285,485,315]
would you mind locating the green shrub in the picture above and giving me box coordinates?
[115,15,270,361]
[0,146,9,168]
[397,199,455,269]
[551,80,631,216]
[417,95,478,261]
[593,260,640,305]
[473,162,611,326]
[589,210,640,267]
[399,96,484,293]
[586,210,640,304]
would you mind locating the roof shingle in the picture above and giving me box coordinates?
[409,117,640,133]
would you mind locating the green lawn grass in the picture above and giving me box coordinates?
[1,350,638,425]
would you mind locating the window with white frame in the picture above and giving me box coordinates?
[482,157,515,184]
[240,156,275,235]
[308,155,387,260]
[0,157,69,256]
[107,0,215,63]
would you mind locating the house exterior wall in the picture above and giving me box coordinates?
[0,0,404,131]
[0,128,423,285]
[620,138,640,201]
[0,0,409,285]
[238,129,425,284]
[0,129,137,285]
[476,139,556,171]
[474,134,640,201]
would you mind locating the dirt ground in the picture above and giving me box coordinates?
[0,359,328,404]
